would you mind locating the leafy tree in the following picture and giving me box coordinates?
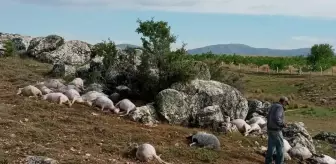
[3,40,16,57]
[135,18,199,100]
[307,44,334,71]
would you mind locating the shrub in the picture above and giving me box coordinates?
[2,40,16,57]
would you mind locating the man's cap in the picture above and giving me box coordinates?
[279,96,289,104]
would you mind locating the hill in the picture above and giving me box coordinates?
[187,44,310,56]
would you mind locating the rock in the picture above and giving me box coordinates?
[128,103,158,125]
[246,99,270,120]
[194,105,224,128]
[85,83,105,93]
[288,146,312,160]
[27,35,64,59]
[110,93,120,103]
[313,131,336,144]
[43,40,91,65]
[156,79,249,128]
[0,33,33,51]
[25,156,58,164]
[306,154,336,164]
[282,122,316,154]
[50,62,76,77]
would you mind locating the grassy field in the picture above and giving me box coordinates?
[0,56,335,163]
[0,57,269,163]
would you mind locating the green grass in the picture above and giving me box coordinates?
[286,107,336,118]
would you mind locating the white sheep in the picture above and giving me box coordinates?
[42,92,72,107]
[17,85,42,97]
[69,78,84,90]
[246,116,266,126]
[53,84,81,93]
[38,79,65,89]
[38,85,53,95]
[230,119,251,136]
[64,89,82,105]
[115,99,136,116]
[245,123,261,135]
[288,146,312,160]
[80,91,108,106]
[136,143,171,164]
[92,96,119,113]
[283,139,292,153]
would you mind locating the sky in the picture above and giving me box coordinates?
[1,0,336,50]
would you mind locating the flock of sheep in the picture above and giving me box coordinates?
[15,77,336,163]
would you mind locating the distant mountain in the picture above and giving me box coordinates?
[187,44,310,56]
[116,44,139,49]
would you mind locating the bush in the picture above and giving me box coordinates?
[203,60,244,92]
[2,40,16,57]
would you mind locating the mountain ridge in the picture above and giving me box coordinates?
[116,43,310,56]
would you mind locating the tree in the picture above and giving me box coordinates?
[3,40,16,57]
[307,44,334,71]
[135,18,198,100]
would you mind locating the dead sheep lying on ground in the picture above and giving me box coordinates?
[92,96,119,113]
[42,92,72,107]
[64,89,82,105]
[186,131,221,150]
[115,99,136,117]
[230,119,251,136]
[80,91,108,106]
[17,85,42,98]
[69,77,85,90]
[135,143,171,164]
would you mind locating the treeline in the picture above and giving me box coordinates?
[187,47,336,71]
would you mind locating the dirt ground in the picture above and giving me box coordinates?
[0,57,270,163]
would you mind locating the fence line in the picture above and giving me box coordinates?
[227,64,336,76]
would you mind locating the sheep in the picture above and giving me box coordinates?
[288,146,312,160]
[64,89,82,105]
[38,79,65,89]
[80,91,108,106]
[42,92,72,107]
[230,119,251,136]
[53,84,81,93]
[245,123,262,136]
[115,99,136,116]
[92,96,119,113]
[186,131,221,150]
[69,78,84,90]
[246,116,266,126]
[17,85,42,98]
[35,84,53,95]
[135,143,171,164]
[283,139,292,153]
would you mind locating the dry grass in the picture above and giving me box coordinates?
[0,57,269,163]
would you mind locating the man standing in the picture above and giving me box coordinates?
[265,96,289,164]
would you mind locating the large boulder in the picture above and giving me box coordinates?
[49,62,76,77]
[44,40,91,65]
[282,122,316,154]
[155,79,249,127]
[27,35,64,59]
[128,103,159,125]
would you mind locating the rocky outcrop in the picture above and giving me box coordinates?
[25,156,58,164]
[155,79,249,128]
[283,122,316,154]
[128,103,159,125]
[27,35,64,59]
[313,131,336,144]
[245,99,271,120]
[44,40,91,65]
[0,33,33,51]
